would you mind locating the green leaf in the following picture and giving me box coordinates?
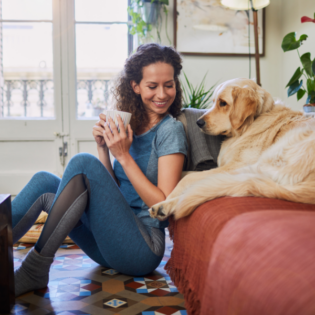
[301,53,313,76]
[281,32,308,52]
[297,89,306,100]
[287,80,303,97]
[307,78,315,94]
[181,71,215,109]
[286,67,303,87]
[312,59,315,76]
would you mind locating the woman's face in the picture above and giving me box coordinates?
[131,62,176,117]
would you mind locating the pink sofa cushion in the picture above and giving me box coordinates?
[165,197,315,315]
[206,210,315,315]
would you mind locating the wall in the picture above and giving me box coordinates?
[160,0,315,111]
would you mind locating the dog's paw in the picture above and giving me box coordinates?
[149,198,178,220]
[149,204,168,221]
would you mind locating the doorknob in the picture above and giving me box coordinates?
[54,132,69,166]
[54,132,69,138]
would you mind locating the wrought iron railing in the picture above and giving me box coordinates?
[0,79,111,118]
[2,79,54,118]
[76,79,111,117]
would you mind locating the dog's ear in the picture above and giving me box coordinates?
[230,86,258,131]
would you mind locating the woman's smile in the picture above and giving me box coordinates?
[152,100,169,108]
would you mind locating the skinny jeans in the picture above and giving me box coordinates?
[12,153,164,276]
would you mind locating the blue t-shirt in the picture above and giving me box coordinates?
[113,115,188,229]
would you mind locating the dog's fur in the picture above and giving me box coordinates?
[149,78,315,220]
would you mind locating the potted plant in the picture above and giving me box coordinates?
[281,13,315,112]
[128,0,171,45]
[181,72,215,109]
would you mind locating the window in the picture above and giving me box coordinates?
[75,0,131,118]
[0,0,132,119]
[0,0,54,118]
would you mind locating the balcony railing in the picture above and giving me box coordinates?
[1,79,54,118]
[77,79,111,118]
[0,79,111,118]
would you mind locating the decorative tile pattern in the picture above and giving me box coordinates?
[46,311,91,315]
[125,275,178,297]
[92,294,138,312]
[59,244,80,249]
[10,300,40,314]
[13,243,80,251]
[12,231,186,314]
[101,268,120,276]
[13,243,33,251]
[34,277,102,301]
[14,257,22,270]
[51,254,99,271]
[104,298,127,308]
[137,306,187,314]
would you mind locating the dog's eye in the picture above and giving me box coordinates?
[219,100,227,107]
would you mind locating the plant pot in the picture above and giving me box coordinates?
[303,104,315,113]
[141,0,162,26]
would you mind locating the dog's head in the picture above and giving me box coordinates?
[196,78,274,136]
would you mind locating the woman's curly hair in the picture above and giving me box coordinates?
[112,43,183,132]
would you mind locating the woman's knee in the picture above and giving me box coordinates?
[30,171,60,191]
[68,153,99,168]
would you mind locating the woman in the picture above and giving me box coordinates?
[12,43,187,297]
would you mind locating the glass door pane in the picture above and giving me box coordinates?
[75,0,129,119]
[0,0,65,196]
[0,0,54,118]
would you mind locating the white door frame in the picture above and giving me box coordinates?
[0,0,66,195]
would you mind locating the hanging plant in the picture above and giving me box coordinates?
[127,0,171,45]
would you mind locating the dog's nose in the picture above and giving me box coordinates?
[196,119,205,128]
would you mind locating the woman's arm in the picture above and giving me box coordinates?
[97,146,117,181]
[103,116,185,208]
[92,114,118,182]
[119,153,185,207]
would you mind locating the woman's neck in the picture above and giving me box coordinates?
[136,112,167,135]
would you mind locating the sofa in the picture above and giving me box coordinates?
[165,196,315,315]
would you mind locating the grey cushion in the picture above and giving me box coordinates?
[177,108,225,171]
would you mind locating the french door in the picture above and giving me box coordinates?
[0,0,130,196]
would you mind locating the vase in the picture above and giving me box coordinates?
[303,104,315,113]
[141,0,162,26]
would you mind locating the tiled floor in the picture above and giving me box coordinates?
[10,231,187,315]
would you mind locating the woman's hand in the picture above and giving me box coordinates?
[92,113,107,149]
[103,115,133,163]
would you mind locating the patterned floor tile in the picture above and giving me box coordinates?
[10,301,38,314]
[102,279,125,294]
[92,294,138,312]
[125,275,178,297]
[158,297,185,306]
[136,305,187,315]
[13,243,34,251]
[45,311,90,315]
[14,243,80,252]
[58,244,80,250]
[101,268,120,277]
[52,255,99,271]
[14,257,22,269]
[12,232,186,314]
[34,277,102,301]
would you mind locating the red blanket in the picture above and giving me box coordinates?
[165,197,315,315]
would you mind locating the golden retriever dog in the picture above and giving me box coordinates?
[149,78,315,221]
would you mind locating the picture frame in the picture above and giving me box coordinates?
[173,0,265,57]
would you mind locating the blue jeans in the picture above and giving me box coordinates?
[12,153,164,276]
